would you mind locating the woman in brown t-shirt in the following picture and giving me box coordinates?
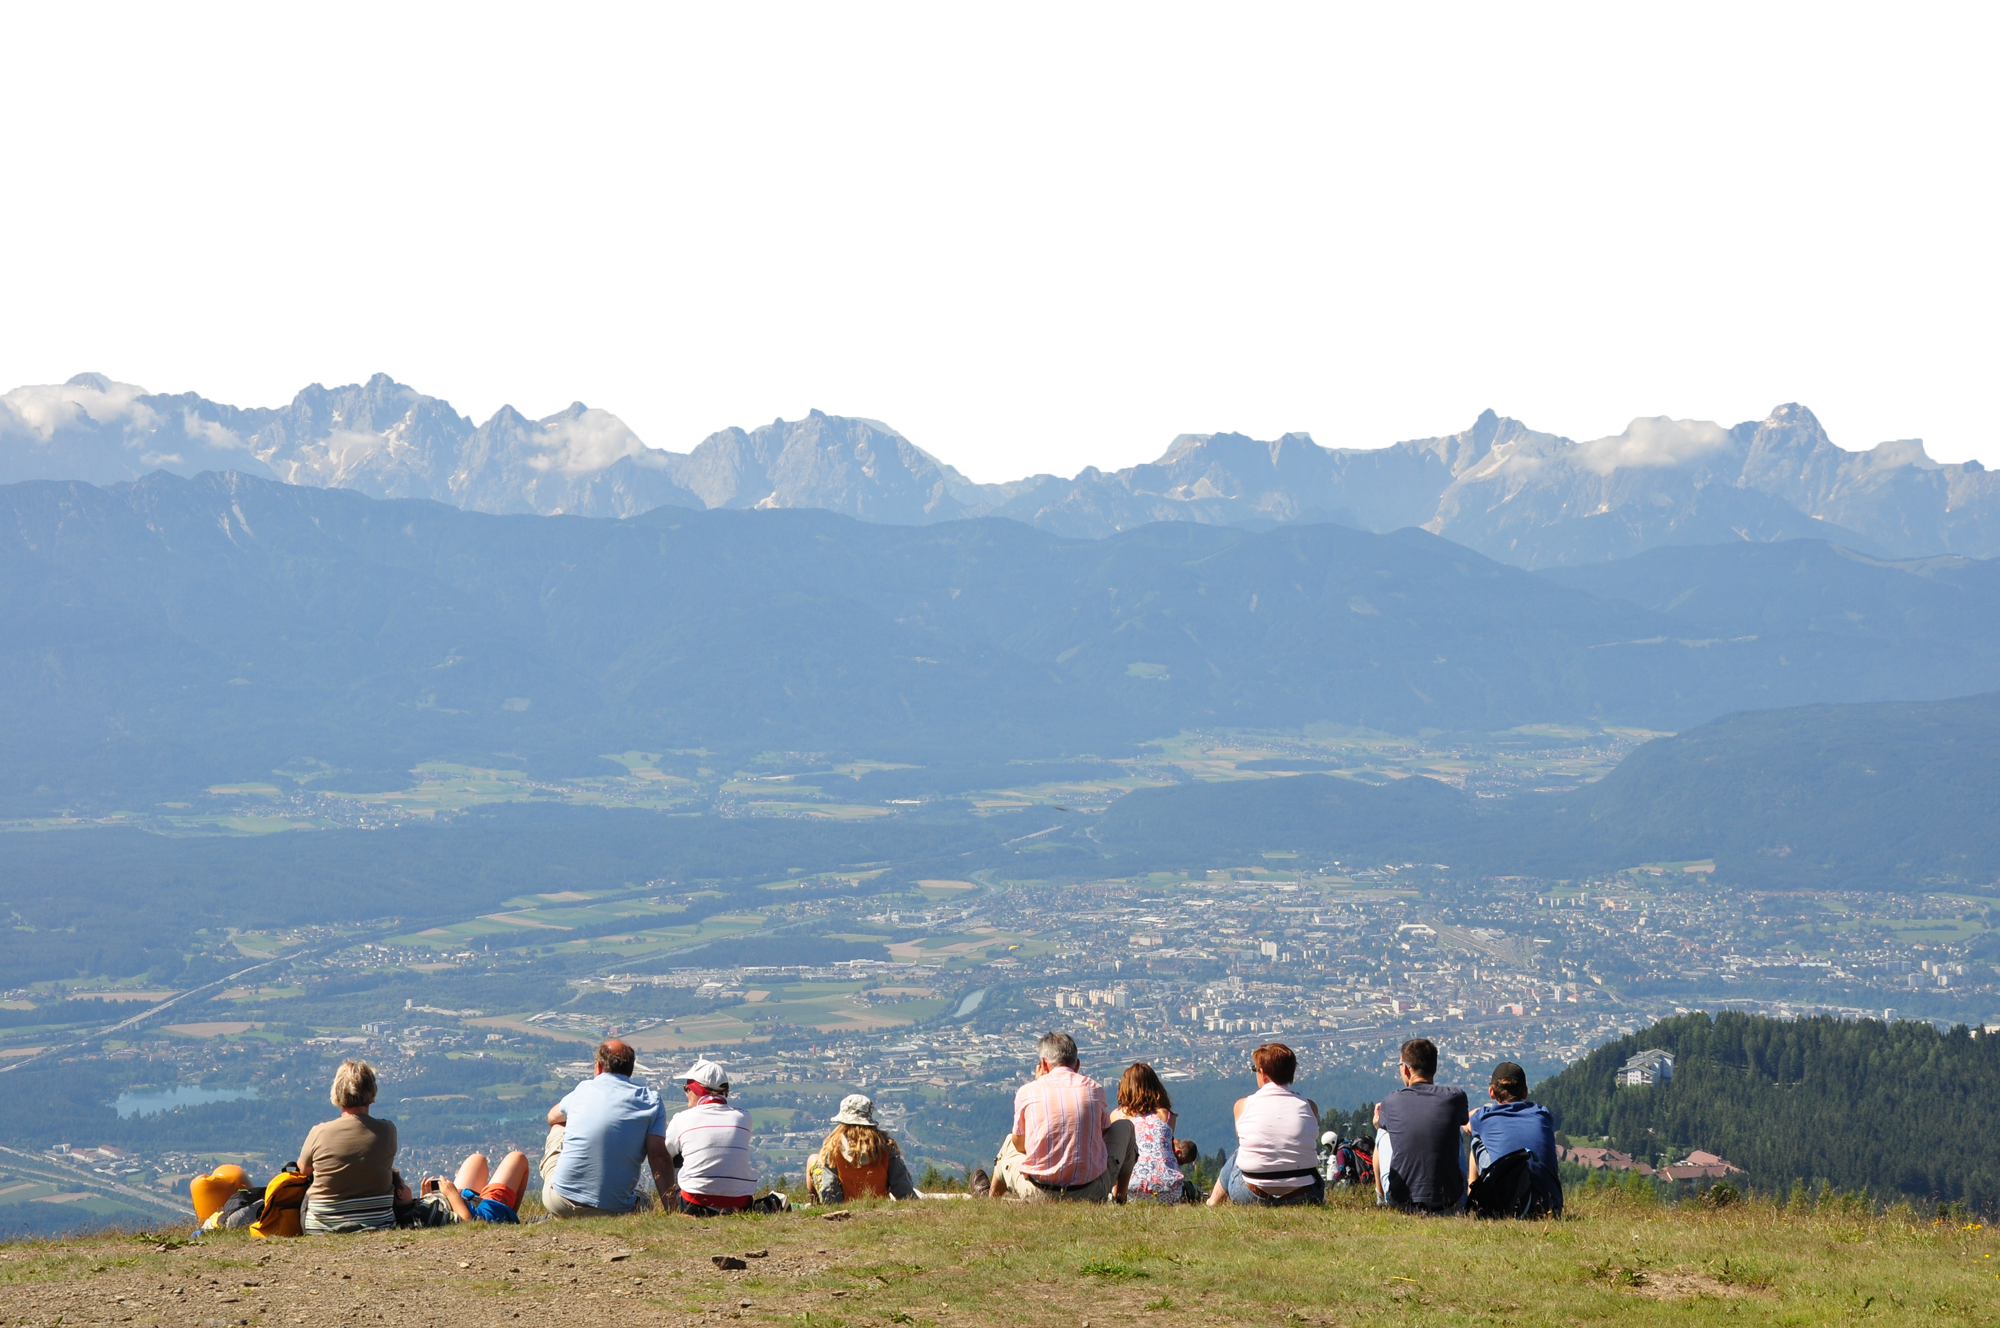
[297,1060,398,1233]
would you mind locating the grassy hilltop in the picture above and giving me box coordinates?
[2,1189,1995,1327]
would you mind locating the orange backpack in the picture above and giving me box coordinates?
[832,1155,891,1200]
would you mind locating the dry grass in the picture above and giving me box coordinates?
[0,1187,1993,1326]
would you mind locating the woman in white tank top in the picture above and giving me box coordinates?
[1208,1043,1325,1206]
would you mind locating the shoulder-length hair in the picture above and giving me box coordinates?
[1118,1062,1173,1116]
[821,1122,896,1169]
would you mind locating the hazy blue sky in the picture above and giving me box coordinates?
[3,370,2000,474]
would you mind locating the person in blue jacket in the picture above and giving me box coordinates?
[1465,1061,1563,1216]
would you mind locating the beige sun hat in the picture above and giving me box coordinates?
[830,1093,877,1126]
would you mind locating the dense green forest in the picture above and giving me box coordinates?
[1536,1011,2000,1212]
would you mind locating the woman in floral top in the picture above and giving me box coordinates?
[1110,1062,1190,1203]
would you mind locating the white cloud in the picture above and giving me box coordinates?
[1577,417,1733,476]
[180,408,248,453]
[0,378,157,443]
[528,408,650,474]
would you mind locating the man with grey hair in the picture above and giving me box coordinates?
[987,1032,1135,1202]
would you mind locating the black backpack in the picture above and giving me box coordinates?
[1467,1148,1556,1219]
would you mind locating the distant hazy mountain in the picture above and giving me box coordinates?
[5,472,1999,816]
[1031,405,1994,565]
[0,372,702,519]
[5,373,1996,563]
[1096,690,2000,891]
[1541,539,2000,643]
[676,411,968,522]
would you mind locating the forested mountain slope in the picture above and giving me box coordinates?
[1537,1012,2000,1212]
[1094,692,2000,890]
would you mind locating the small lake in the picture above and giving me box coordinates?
[113,1085,258,1118]
[953,987,989,1018]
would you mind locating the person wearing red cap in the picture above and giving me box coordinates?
[661,1058,789,1215]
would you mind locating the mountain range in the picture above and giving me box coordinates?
[5,469,1999,815]
[5,374,1995,567]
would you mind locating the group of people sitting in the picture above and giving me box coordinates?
[987,1031,1559,1217]
[191,1032,1561,1233]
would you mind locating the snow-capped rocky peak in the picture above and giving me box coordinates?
[675,410,963,522]
[1408,409,1555,479]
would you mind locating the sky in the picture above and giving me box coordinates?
[3,370,2000,480]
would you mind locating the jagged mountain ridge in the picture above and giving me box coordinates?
[676,412,965,522]
[0,373,705,519]
[4,372,1994,563]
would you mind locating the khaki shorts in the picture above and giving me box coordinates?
[991,1120,1135,1203]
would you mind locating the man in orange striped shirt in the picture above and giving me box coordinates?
[988,1032,1135,1202]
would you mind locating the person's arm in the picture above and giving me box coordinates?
[546,1105,567,1126]
[646,1133,674,1206]
[886,1146,917,1200]
[1007,1090,1030,1156]
[294,1127,317,1180]
[436,1178,473,1220]
[1233,1096,1248,1122]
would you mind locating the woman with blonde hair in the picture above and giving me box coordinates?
[806,1095,917,1203]
[296,1059,399,1233]
[1110,1062,1191,1203]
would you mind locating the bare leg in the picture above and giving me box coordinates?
[454,1152,491,1194]
[1206,1174,1229,1207]
[490,1150,530,1199]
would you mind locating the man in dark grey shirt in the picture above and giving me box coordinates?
[1373,1038,1468,1212]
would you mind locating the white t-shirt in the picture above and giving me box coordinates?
[1234,1082,1320,1195]
[663,1099,758,1199]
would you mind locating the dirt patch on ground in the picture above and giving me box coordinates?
[1626,1268,1762,1300]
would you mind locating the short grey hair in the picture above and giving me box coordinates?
[1036,1031,1079,1069]
[330,1059,378,1109]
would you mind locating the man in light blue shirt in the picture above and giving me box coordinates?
[540,1039,671,1217]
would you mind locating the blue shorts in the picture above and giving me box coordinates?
[462,1188,520,1223]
